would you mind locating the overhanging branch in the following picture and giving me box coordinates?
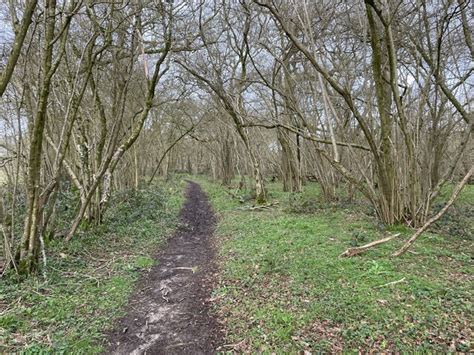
[241,122,371,151]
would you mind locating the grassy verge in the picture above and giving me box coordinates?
[0,179,186,353]
[197,177,473,352]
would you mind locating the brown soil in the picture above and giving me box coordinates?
[106,181,223,354]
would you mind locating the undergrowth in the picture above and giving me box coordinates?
[0,179,185,353]
[197,177,473,352]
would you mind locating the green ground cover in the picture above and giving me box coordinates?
[198,177,473,352]
[0,179,185,353]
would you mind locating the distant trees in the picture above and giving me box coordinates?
[176,1,268,203]
[0,0,472,275]
[249,0,472,226]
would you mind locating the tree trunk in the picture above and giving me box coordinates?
[17,0,56,274]
[221,131,234,186]
[278,129,301,192]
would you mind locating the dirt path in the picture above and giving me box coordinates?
[106,181,223,354]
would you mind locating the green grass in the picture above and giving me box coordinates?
[197,177,473,352]
[0,178,186,353]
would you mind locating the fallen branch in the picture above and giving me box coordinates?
[375,277,406,288]
[238,201,279,211]
[339,233,400,257]
[392,164,473,257]
[224,189,245,203]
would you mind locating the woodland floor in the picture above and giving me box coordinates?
[0,178,472,353]
[106,181,223,354]
[197,177,473,353]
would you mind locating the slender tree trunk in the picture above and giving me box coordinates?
[278,129,300,192]
[17,0,56,274]
[221,131,234,186]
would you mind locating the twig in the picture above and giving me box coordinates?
[375,277,406,288]
[166,342,195,349]
[172,266,197,273]
[48,265,100,286]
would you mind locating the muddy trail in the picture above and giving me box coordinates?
[106,181,223,354]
